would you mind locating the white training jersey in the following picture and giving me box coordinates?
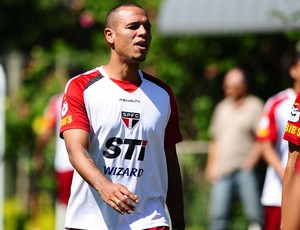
[60,66,182,230]
[256,88,296,206]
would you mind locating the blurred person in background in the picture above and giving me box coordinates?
[205,67,264,230]
[281,106,300,230]
[281,149,300,230]
[280,54,300,230]
[256,52,300,230]
[34,65,82,230]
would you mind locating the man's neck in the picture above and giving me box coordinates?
[232,95,247,107]
[103,59,141,82]
[293,82,300,95]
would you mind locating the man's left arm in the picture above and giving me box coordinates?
[165,145,185,230]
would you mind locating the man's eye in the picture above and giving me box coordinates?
[128,25,139,30]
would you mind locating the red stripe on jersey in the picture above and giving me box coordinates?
[60,69,102,137]
[147,226,169,230]
[296,155,300,172]
[143,72,183,147]
[257,91,289,143]
[109,77,142,92]
[283,92,300,146]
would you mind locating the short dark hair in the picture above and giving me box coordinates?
[105,3,145,28]
[288,52,300,68]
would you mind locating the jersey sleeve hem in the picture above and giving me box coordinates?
[60,125,90,139]
[283,133,300,147]
[165,136,183,148]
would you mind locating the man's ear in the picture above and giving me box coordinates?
[104,28,114,45]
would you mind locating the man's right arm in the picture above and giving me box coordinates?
[205,139,218,183]
[281,142,300,230]
[284,161,300,230]
[62,129,139,215]
[261,141,285,179]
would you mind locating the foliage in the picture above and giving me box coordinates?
[151,33,300,139]
[1,0,300,229]
[180,154,210,227]
[4,194,54,230]
[4,198,27,230]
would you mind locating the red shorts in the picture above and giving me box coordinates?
[264,206,281,230]
[66,227,169,230]
[56,170,74,205]
[147,227,169,230]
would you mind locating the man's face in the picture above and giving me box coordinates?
[223,69,247,100]
[109,6,152,63]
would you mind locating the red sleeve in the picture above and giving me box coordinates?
[164,89,182,147]
[296,156,300,172]
[283,93,300,146]
[142,72,182,147]
[59,74,96,137]
[256,98,282,143]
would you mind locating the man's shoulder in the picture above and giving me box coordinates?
[247,94,262,102]
[264,88,294,108]
[143,72,168,86]
[243,96,263,116]
[212,99,229,114]
[67,68,103,90]
[142,71,173,94]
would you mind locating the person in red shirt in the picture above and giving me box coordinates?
[282,95,300,229]
[281,53,300,230]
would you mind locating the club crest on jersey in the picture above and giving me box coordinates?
[289,104,300,122]
[61,100,68,117]
[121,111,140,130]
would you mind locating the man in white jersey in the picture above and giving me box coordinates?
[59,3,185,230]
[256,53,300,230]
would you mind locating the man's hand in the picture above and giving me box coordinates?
[98,181,139,215]
[63,129,139,215]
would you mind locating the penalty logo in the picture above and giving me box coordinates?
[121,111,140,130]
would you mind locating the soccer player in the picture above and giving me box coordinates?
[256,53,300,230]
[60,3,185,230]
[282,92,300,230]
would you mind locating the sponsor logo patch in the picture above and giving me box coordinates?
[121,111,140,130]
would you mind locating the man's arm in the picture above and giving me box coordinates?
[281,142,300,230]
[243,141,263,171]
[285,165,300,230]
[284,167,300,230]
[165,145,185,230]
[260,141,284,179]
[205,139,218,183]
[62,129,139,215]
